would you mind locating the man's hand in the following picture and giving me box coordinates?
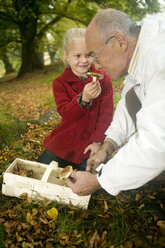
[86,139,117,173]
[67,170,101,196]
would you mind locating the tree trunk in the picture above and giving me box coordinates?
[37,52,44,65]
[49,51,55,64]
[2,54,15,75]
[17,20,44,78]
[17,42,44,78]
[47,45,56,64]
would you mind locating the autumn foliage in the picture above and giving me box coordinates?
[0,64,164,247]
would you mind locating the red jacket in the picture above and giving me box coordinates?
[43,66,113,164]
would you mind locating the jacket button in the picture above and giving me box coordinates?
[70,130,76,138]
[83,132,90,139]
[72,84,78,91]
[89,111,95,118]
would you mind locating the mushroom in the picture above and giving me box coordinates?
[59,165,73,180]
[87,72,104,82]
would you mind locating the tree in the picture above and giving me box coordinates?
[93,0,161,20]
[0,0,99,77]
[0,40,15,74]
[1,53,15,75]
[0,0,161,78]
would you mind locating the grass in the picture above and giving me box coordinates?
[112,77,124,110]
[39,96,55,109]
[0,223,4,248]
[0,103,27,148]
[0,62,64,148]
[0,62,64,121]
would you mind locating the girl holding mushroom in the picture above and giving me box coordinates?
[37,28,114,171]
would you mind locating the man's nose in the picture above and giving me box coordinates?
[94,63,103,70]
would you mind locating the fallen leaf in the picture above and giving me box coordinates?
[47,207,58,221]
[157,220,165,234]
[58,233,69,246]
[89,231,100,248]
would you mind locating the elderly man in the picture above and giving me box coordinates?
[67,9,165,196]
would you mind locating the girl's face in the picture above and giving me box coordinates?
[64,39,92,77]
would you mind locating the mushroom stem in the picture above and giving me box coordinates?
[93,76,97,82]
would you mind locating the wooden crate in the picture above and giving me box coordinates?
[2,158,91,209]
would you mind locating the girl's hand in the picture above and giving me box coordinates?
[82,81,101,102]
[84,142,102,157]
[86,140,116,173]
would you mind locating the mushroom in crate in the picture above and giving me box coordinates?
[59,166,73,180]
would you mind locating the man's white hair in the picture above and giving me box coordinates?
[95,9,140,41]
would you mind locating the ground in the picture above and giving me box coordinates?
[0,63,164,248]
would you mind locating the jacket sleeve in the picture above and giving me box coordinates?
[53,78,88,122]
[89,73,114,143]
[97,71,165,195]
[105,76,136,147]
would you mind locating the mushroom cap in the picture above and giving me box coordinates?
[87,72,104,80]
[59,165,73,180]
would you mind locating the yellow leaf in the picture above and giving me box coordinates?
[47,207,58,221]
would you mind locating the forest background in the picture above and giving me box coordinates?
[0,0,165,247]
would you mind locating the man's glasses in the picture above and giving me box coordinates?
[91,35,115,64]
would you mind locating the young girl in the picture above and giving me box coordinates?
[37,28,114,171]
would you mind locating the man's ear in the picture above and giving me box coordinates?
[115,33,128,51]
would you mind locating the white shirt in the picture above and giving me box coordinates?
[97,13,165,195]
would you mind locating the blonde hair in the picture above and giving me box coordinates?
[63,28,86,64]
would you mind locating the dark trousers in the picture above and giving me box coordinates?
[37,149,87,171]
